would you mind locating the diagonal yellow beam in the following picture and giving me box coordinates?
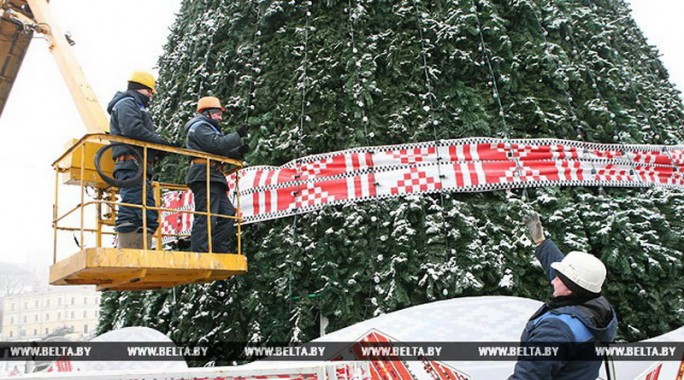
[25,0,109,132]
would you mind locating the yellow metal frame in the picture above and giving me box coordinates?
[50,133,246,291]
[49,248,248,291]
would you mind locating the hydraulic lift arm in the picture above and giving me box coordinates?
[0,0,108,132]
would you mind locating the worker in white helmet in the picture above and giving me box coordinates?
[510,212,618,380]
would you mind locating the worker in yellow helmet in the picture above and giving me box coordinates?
[184,96,250,253]
[106,71,173,247]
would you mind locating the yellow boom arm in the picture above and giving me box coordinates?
[0,0,108,132]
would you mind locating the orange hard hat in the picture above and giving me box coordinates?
[197,96,225,112]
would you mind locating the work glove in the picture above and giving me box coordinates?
[227,144,249,160]
[523,212,546,245]
[237,125,250,138]
[238,144,250,155]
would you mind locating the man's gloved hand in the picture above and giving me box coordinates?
[237,125,249,138]
[238,144,250,155]
[523,212,546,245]
[226,144,249,160]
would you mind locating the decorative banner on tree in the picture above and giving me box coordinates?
[160,138,684,239]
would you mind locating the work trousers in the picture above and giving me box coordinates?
[189,181,235,253]
[115,168,158,233]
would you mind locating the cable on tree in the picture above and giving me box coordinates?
[471,0,532,201]
[347,0,378,319]
[412,0,452,261]
[286,1,313,311]
[527,1,582,135]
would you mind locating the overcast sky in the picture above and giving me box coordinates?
[0,0,182,271]
[0,1,681,277]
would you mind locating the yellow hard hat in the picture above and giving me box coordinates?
[197,96,225,112]
[128,71,156,93]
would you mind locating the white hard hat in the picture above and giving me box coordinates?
[551,251,606,294]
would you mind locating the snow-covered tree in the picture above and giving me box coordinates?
[99,0,684,363]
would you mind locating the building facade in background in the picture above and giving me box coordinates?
[0,286,100,341]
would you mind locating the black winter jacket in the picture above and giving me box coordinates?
[510,240,618,380]
[107,90,168,170]
[184,114,243,186]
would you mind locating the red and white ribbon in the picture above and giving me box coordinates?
[159,138,684,240]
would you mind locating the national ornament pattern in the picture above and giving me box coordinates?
[159,138,684,241]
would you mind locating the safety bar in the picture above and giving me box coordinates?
[51,133,244,264]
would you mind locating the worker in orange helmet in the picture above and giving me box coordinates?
[184,96,249,253]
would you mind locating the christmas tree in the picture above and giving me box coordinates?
[98,0,684,363]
